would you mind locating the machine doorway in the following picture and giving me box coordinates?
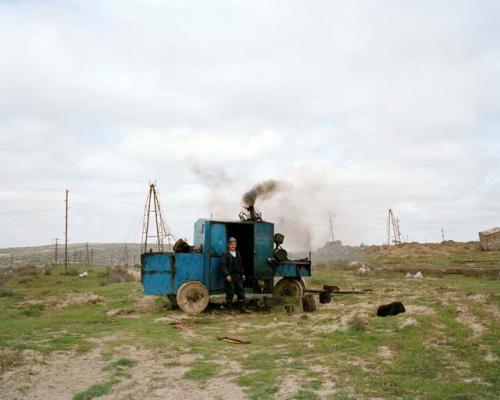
[226,223,254,288]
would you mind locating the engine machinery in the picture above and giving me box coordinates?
[141,208,311,314]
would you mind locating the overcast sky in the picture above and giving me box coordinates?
[0,0,499,250]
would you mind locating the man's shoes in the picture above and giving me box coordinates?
[238,301,251,314]
[225,302,236,315]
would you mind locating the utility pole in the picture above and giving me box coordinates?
[85,242,90,266]
[10,254,13,267]
[90,249,94,266]
[441,228,445,242]
[73,250,76,264]
[54,238,59,265]
[124,243,129,267]
[329,216,335,242]
[64,189,69,273]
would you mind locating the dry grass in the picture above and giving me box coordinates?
[0,262,498,399]
[101,266,137,284]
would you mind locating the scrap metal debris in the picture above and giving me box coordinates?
[216,336,251,344]
[302,294,317,312]
[377,301,406,317]
[169,321,194,331]
[405,271,424,280]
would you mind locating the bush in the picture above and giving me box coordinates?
[62,267,80,276]
[100,266,136,285]
[16,264,40,276]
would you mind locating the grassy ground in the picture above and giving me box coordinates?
[0,263,499,399]
[366,250,500,270]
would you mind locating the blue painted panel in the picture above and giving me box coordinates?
[174,253,205,286]
[254,222,274,278]
[274,263,311,277]
[143,253,173,272]
[142,253,175,295]
[209,256,225,292]
[210,223,227,255]
[193,219,206,248]
[143,273,173,295]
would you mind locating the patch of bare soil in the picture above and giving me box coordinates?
[0,338,247,400]
[455,305,487,338]
[19,292,104,310]
[377,346,393,362]
[405,304,435,316]
[0,348,106,400]
[399,317,419,328]
[310,302,374,333]
[276,375,302,399]
[102,346,246,400]
[133,295,159,312]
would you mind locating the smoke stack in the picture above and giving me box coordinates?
[247,205,256,220]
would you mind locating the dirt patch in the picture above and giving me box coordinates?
[455,305,487,337]
[19,292,104,311]
[106,308,135,317]
[400,317,419,328]
[378,346,393,362]
[0,348,106,400]
[133,295,162,312]
[312,302,373,333]
[466,293,490,303]
[0,338,246,400]
[101,346,245,400]
[0,349,25,373]
[405,304,435,316]
[275,375,302,399]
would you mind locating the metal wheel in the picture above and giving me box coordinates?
[273,278,304,300]
[176,281,210,315]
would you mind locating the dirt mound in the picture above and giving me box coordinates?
[314,240,482,264]
[19,293,104,310]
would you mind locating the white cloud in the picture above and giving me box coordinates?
[0,0,498,247]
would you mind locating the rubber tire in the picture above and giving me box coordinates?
[273,278,304,300]
[176,281,210,315]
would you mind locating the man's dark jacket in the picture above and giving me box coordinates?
[220,251,244,277]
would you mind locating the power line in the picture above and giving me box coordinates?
[72,192,142,206]
[0,187,63,193]
[0,200,62,205]
[71,206,139,221]
[0,208,63,215]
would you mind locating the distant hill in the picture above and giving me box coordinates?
[2,239,484,268]
[0,243,172,267]
[313,240,482,264]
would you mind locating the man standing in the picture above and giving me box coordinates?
[220,237,250,313]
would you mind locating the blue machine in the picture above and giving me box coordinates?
[141,217,311,314]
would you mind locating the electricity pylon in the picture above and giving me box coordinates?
[387,209,402,245]
[141,183,174,253]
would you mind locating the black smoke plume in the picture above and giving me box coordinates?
[242,179,283,206]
